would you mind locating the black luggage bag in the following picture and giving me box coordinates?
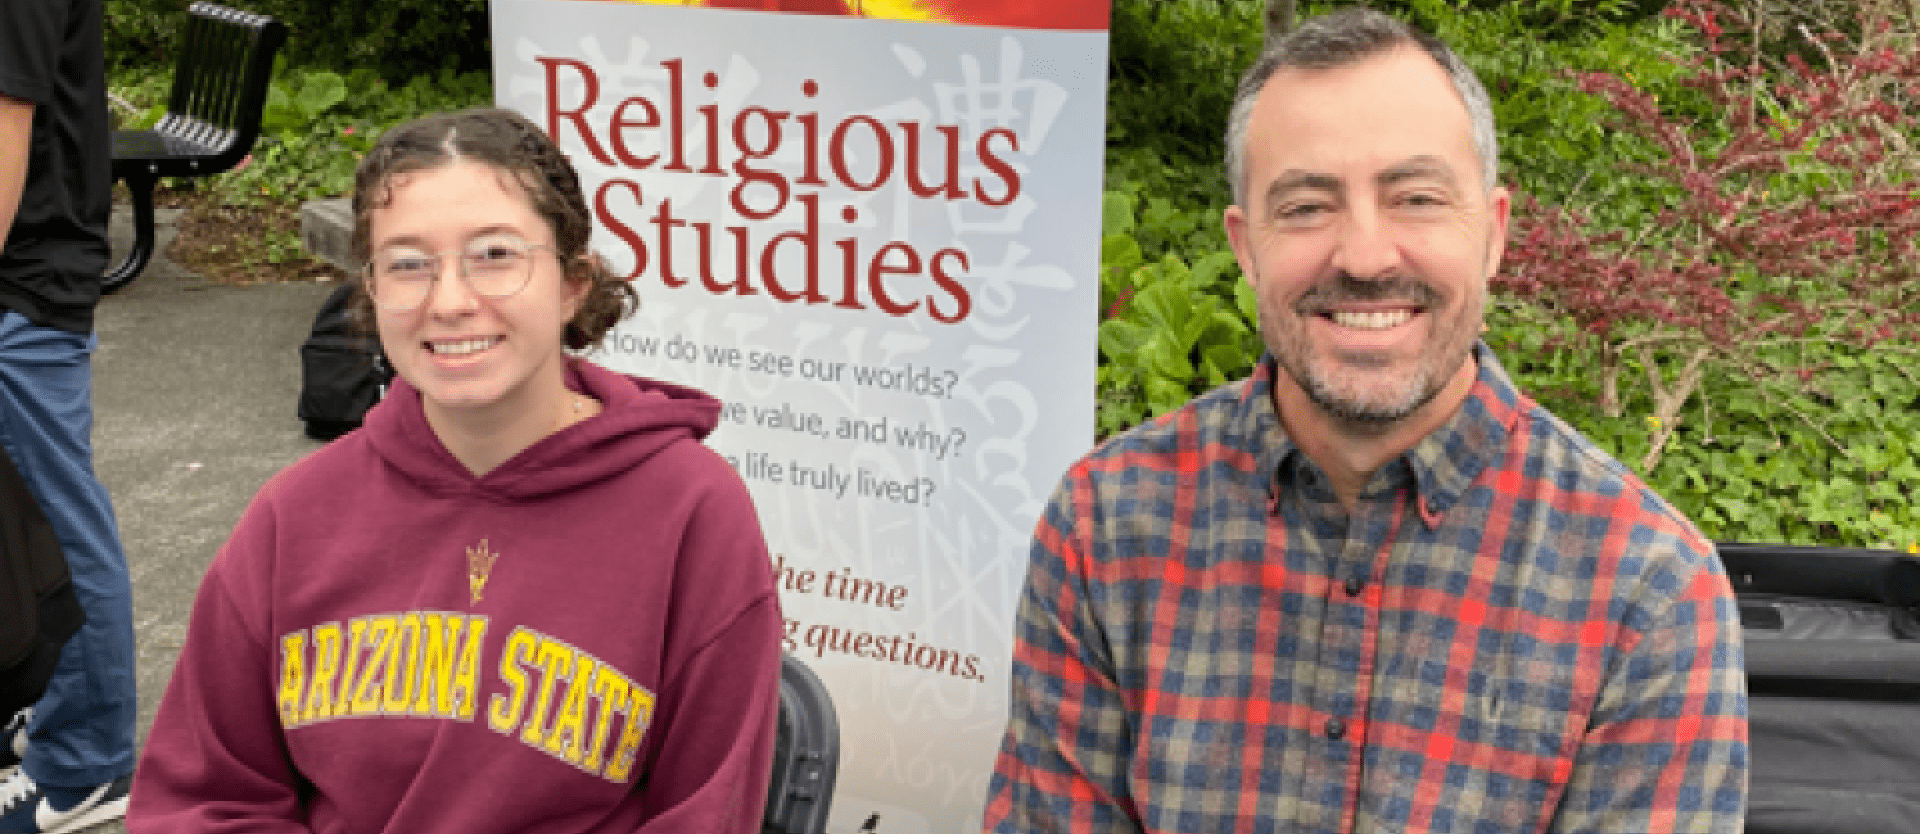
[1719,541,1920,833]
[0,445,83,720]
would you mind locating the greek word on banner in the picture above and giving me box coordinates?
[492,3,1108,831]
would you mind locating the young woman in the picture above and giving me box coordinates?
[126,109,783,834]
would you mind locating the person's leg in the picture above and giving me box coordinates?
[0,311,136,788]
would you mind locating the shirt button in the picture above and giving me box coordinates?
[1324,718,1346,740]
[1344,575,1366,596]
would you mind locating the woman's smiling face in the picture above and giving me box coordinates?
[367,159,585,425]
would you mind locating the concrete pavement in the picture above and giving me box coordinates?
[67,205,339,833]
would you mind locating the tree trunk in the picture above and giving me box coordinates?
[1265,0,1296,44]
[1638,344,1712,474]
[1600,343,1622,418]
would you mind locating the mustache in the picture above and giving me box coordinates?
[1294,273,1442,314]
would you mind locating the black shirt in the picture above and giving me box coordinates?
[0,0,112,334]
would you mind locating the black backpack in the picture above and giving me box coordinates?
[298,283,392,441]
[0,445,83,720]
[1719,541,1920,833]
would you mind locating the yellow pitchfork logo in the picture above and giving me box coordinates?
[467,539,500,605]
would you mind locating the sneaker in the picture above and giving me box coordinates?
[0,711,27,783]
[0,773,130,834]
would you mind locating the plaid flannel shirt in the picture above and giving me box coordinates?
[986,343,1747,834]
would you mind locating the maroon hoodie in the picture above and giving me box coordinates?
[129,359,782,834]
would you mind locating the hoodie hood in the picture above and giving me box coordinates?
[361,357,721,500]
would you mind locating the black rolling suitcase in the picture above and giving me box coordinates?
[1718,541,1920,833]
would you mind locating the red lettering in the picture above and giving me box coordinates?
[761,193,824,304]
[795,80,827,186]
[974,128,1021,207]
[694,222,756,296]
[593,179,648,281]
[901,123,964,199]
[697,70,725,175]
[648,200,689,288]
[539,58,612,167]
[730,107,790,220]
[833,234,865,311]
[928,248,971,324]
[868,242,921,317]
[550,61,995,326]
[662,58,690,172]
[608,97,663,169]
[830,116,894,192]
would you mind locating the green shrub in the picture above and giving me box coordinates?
[1096,190,1259,436]
[212,66,490,207]
[1106,0,1263,167]
[103,0,178,75]
[106,0,489,79]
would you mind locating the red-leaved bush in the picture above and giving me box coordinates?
[1498,0,1920,469]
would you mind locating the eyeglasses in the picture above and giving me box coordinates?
[364,235,552,312]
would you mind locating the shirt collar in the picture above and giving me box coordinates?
[1246,342,1526,526]
[1240,358,1302,504]
[1404,342,1526,524]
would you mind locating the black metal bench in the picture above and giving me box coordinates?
[107,2,286,294]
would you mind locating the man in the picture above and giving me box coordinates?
[984,9,1746,834]
[0,0,140,830]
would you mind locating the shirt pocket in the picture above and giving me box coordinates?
[1362,637,1590,833]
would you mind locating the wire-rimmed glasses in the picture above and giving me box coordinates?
[365,234,552,312]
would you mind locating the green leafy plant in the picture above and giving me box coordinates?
[189,64,489,208]
[261,66,348,136]
[1500,0,1920,469]
[1096,191,1260,436]
[1489,0,1920,546]
[107,0,491,79]
[104,0,183,75]
[1106,1,1263,165]
[204,66,359,206]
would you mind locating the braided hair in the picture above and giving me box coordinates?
[349,107,637,351]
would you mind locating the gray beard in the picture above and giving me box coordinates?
[1296,359,1447,434]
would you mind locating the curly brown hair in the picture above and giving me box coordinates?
[349,107,636,351]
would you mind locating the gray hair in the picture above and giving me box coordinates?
[1225,8,1500,207]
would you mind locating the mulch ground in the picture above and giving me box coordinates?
[144,184,343,285]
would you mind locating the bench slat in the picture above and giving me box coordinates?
[106,2,287,292]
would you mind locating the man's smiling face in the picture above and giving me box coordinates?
[1224,45,1509,430]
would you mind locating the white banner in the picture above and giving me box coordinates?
[491,4,1108,831]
